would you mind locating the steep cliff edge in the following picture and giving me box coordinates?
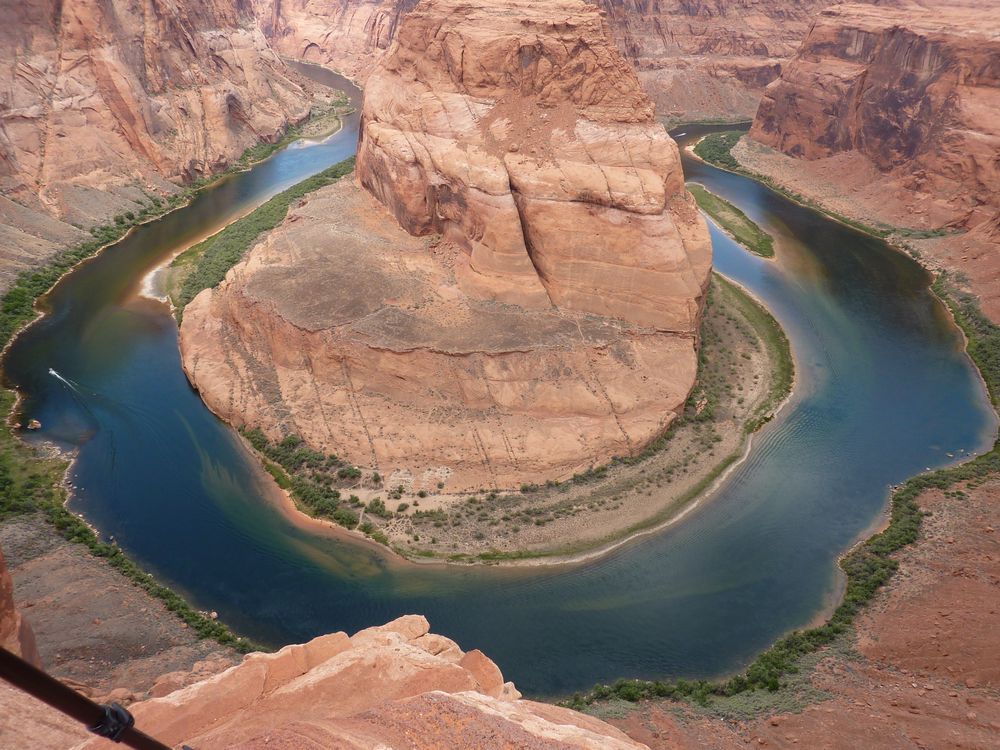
[254,0,831,119]
[71,616,647,749]
[181,0,710,492]
[0,0,314,291]
[744,3,1000,319]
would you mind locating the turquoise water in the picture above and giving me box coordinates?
[2,71,994,697]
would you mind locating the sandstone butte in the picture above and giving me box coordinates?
[0,0,314,292]
[253,0,834,119]
[745,1,1000,320]
[180,0,712,492]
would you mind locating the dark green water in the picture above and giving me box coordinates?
[3,80,995,697]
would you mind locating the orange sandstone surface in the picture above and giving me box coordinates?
[180,0,711,491]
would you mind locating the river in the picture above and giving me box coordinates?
[2,67,995,697]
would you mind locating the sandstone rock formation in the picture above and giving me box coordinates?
[181,0,710,490]
[255,0,832,120]
[254,0,420,83]
[0,0,314,291]
[746,2,1000,319]
[181,178,703,491]
[356,0,710,331]
[73,615,648,749]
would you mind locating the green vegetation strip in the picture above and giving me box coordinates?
[692,132,951,241]
[171,157,355,314]
[688,183,774,258]
[239,428,394,546]
[565,271,1000,711]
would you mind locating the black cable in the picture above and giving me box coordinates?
[0,647,183,749]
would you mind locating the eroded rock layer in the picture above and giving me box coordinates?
[181,179,700,490]
[255,0,832,119]
[72,616,648,750]
[0,0,312,290]
[255,0,836,120]
[747,2,1000,317]
[356,0,711,332]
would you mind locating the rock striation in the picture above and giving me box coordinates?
[0,0,314,291]
[593,0,831,120]
[181,0,710,490]
[746,2,1000,319]
[255,0,831,119]
[73,616,649,749]
[254,0,420,83]
[356,0,710,331]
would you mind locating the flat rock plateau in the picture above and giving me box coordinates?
[181,0,711,491]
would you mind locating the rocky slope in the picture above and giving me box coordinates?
[254,0,420,82]
[593,0,831,120]
[71,615,646,750]
[745,2,1000,319]
[181,0,710,491]
[0,0,315,292]
[254,0,832,119]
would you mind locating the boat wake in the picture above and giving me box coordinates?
[48,368,80,392]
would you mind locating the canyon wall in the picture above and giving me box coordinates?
[255,0,832,119]
[0,0,314,291]
[181,0,710,491]
[745,2,1000,319]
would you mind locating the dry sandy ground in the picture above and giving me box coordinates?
[608,476,1000,749]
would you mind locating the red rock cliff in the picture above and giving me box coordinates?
[746,2,1000,318]
[255,0,832,119]
[356,0,711,331]
[0,545,39,667]
[0,0,313,290]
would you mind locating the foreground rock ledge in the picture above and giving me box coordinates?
[73,615,647,749]
[181,0,710,490]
